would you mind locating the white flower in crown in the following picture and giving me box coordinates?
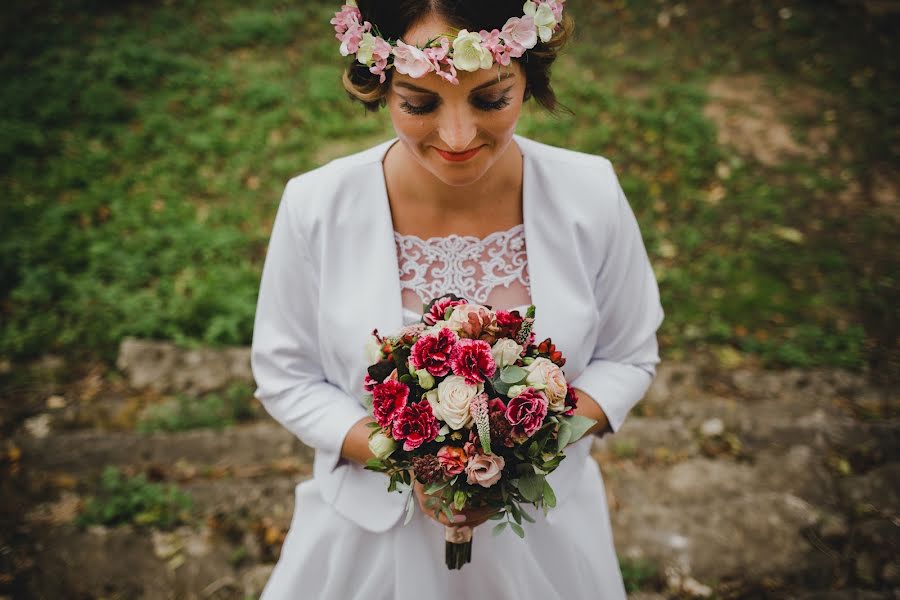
[451,30,494,72]
[523,0,558,43]
[356,32,379,65]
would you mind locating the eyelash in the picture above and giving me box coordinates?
[399,94,511,115]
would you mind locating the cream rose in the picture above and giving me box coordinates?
[525,357,568,412]
[451,30,493,72]
[368,431,396,459]
[434,375,482,430]
[491,338,523,368]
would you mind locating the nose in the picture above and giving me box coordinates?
[437,106,477,152]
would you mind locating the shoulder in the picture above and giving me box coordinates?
[515,135,614,179]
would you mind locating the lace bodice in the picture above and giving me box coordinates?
[395,224,532,318]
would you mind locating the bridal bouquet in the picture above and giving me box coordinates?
[362,295,595,569]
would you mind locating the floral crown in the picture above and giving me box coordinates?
[331,0,565,86]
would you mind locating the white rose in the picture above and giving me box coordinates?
[435,375,482,429]
[491,338,523,368]
[523,1,557,42]
[356,32,377,65]
[364,334,382,364]
[507,384,528,398]
[416,368,436,390]
[526,357,568,412]
[368,431,396,459]
[451,30,493,72]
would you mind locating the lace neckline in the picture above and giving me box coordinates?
[394,223,525,245]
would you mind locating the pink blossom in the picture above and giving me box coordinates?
[500,15,537,58]
[424,296,465,326]
[392,401,440,451]
[505,388,548,439]
[437,445,467,476]
[338,21,368,56]
[369,36,392,83]
[363,373,379,392]
[542,0,566,22]
[465,451,505,488]
[410,328,458,377]
[450,339,497,385]
[330,5,362,36]
[392,41,433,78]
[372,380,409,428]
[423,37,459,84]
[479,29,511,66]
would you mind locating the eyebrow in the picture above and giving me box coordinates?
[394,71,516,94]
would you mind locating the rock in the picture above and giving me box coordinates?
[838,463,900,515]
[23,413,52,439]
[700,418,724,437]
[117,337,252,395]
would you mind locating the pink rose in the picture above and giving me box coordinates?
[450,338,497,385]
[410,328,458,377]
[392,41,433,78]
[465,451,505,488]
[500,15,537,58]
[424,296,465,326]
[392,401,440,451]
[372,380,409,428]
[437,445,467,476]
[505,388,548,439]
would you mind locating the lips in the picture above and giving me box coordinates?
[435,146,483,162]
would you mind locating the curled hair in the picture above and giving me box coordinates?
[341,0,572,113]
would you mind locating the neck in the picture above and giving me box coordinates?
[383,139,523,221]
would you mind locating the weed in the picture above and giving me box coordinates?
[77,466,193,529]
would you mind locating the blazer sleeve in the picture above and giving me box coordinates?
[569,162,664,433]
[250,179,369,472]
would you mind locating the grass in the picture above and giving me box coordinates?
[1,0,897,379]
[77,466,193,529]
[136,383,259,433]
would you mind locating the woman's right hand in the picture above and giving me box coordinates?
[412,478,498,529]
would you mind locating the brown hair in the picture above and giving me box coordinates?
[341,0,572,112]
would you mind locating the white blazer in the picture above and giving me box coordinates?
[251,135,664,533]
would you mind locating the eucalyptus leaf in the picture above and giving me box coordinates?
[500,365,529,384]
[403,492,416,525]
[561,415,597,443]
[492,377,512,396]
[519,507,536,523]
[510,522,525,539]
[543,480,557,508]
[556,421,573,452]
[492,522,508,537]
[424,480,449,495]
[517,474,545,502]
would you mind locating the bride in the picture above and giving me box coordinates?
[250,1,664,598]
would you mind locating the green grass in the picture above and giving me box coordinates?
[77,466,193,529]
[1,0,897,378]
[136,383,260,433]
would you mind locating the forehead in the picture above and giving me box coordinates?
[402,13,453,47]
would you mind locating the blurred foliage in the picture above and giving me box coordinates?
[0,0,897,378]
[136,383,260,432]
[619,556,661,592]
[77,466,193,529]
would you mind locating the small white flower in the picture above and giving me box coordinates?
[368,431,396,459]
[451,30,493,72]
[523,1,557,42]
[356,32,377,66]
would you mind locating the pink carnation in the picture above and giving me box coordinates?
[410,328,458,377]
[505,388,548,439]
[450,338,497,385]
[392,401,440,451]
[424,296,465,326]
[372,380,408,428]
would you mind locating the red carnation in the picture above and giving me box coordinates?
[392,401,440,451]
[424,297,465,326]
[450,338,497,385]
[495,310,524,338]
[410,328,458,377]
[564,384,578,416]
[505,388,548,439]
[372,380,409,428]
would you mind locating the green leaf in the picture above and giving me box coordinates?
[510,522,525,538]
[509,501,522,524]
[489,511,506,521]
[492,377,512,396]
[424,480,449,495]
[453,490,467,511]
[441,503,456,522]
[517,474,545,502]
[519,507,536,523]
[365,458,386,471]
[556,421,573,452]
[500,365,529,384]
[561,415,597,443]
[543,480,557,508]
[492,521,508,537]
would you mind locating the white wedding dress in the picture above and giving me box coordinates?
[260,225,628,600]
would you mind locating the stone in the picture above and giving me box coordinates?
[700,418,724,437]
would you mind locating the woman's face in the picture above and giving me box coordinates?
[386,14,528,188]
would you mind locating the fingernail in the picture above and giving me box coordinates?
[452,514,467,523]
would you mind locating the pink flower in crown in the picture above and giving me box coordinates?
[330,4,362,36]
[500,15,537,58]
[423,38,459,85]
[424,296,465,326]
[450,338,497,385]
[369,36,393,83]
[392,41,433,78]
[410,328,458,377]
[505,387,548,439]
[339,21,369,56]
[479,29,511,66]
[543,0,566,23]
[392,401,440,451]
[372,379,409,428]
[436,445,467,476]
